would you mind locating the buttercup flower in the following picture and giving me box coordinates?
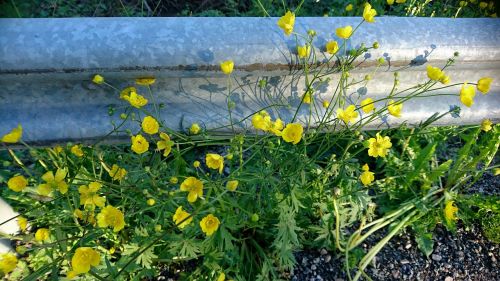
[193,160,201,168]
[387,100,403,117]
[363,3,377,23]
[35,228,50,242]
[135,77,156,86]
[170,177,179,184]
[426,65,444,81]
[360,164,375,186]
[460,82,476,107]
[252,111,272,132]
[190,123,201,135]
[0,253,18,274]
[396,0,406,3]
[346,4,353,11]
[79,182,106,208]
[157,132,174,157]
[270,118,284,136]
[131,134,149,154]
[69,247,100,276]
[226,180,239,191]
[387,0,394,4]
[7,175,28,192]
[109,164,127,181]
[360,98,375,113]
[142,116,159,135]
[74,209,96,225]
[206,153,224,174]
[97,205,125,232]
[92,74,104,84]
[336,25,353,39]
[200,214,220,236]
[37,168,68,195]
[147,199,155,206]
[71,144,84,157]
[444,201,458,223]
[439,75,451,85]
[477,77,493,94]
[368,133,392,158]
[302,90,312,104]
[180,177,204,203]
[120,87,148,108]
[322,100,330,108]
[337,105,359,124]
[217,272,226,281]
[326,40,339,55]
[297,45,311,59]
[1,125,22,143]
[220,60,234,75]
[17,216,27,232]
[281,123,304,145]
[277,11,295,36]
[173,206,193,229]
[481,119,493,132]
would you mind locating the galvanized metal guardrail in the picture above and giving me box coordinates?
[0,17,499,144]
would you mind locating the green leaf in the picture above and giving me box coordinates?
[415,232,434,257]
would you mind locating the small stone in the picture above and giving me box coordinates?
[313,258,320,264]
[401,259,410,265]
[405,243,412,249]
[445,277,453,281]
[432,254,442,262]
[392,270,400,279]
[324,255,331,263]
[311,265,317,271]
[320,248,328,255]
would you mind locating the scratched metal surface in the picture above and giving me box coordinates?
[0,17,499,144]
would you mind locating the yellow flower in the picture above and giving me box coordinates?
[35,228,50,242]
[220,60,234,75]
[346,4,353,11]
[477,77,493,94]
[109,164,127,181]
[494,168,500,176]
[97,205,125,232]
[147,198,156,206]
[217,272,226,281]
[170,177,179,184]
[1,125,22,143]
[79,182,106,208]
[360,98,375,113]
[71,247,100,275]
[337,105,359,124]
[141,116,159,135]
[326,40,339,55]
[277,11,295,36]
[302,90,312,104]
[190,123,201,135]
[426,65,444,81]
[0,253,18,274]
[396,0,406,3]
[135,77,156,86]
[481,119,493,132]
[74,209,96,225]
[7,175,28,192]
[120,87,148,108]
[368,133,392,158]
[479,1,487,8]
[157,132,174,157]
[282,123,304,145]
[180,177,204,203]
[173,206,193,229]
[17,216,28,232]
[206,153,224,174]
[53,145,64,154]
[252,111,272,132]
[387,0,395,4]
[37,168,68,195]
[193,160,201,168]
[199,214,220,236]
[460,83,476,107]
[387,100,403,118]
[270,118,284,136]
[297,45,311,59]
[439,75,451,85]
[444,201,458,222]
[71,144,84,157]
[92,74,104,84]
[363,3,377,23]
[336,25,353,39]
[322,100,330,108]
[360,164,375,186]
[226,180,239,191]
[131,134,149,154]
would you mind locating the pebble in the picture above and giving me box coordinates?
[405,243,412,249]
[444,277,453,281]
[324,255,331,263]
[432,254,442,262]
[320,248,328,255]
[311,265,317,271]
[401,259,410,265]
